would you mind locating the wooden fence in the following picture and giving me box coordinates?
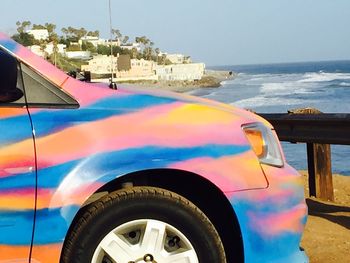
[259,112,350,202]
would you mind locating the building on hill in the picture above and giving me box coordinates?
[158,53,192,64]
[79,36,120,47]
[27,29,49,41]
[120,43,141,52]
[81,55,157,81]
[28,45,46,58]
[45,43,66,56]
[28,43,66,58]
[65,51,91,60]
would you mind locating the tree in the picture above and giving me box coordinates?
[111,28,122,40]
[62,26,87,42]
[16,21,31,34]
[82,41,96,53]
[122,36,129,44]
[131,48,138,59]
[32,24,46,30]
[135,36,156,60]
[45,23,56,35]
[12,32,35,46]
[97,44,111,55]
[87,30,100,37]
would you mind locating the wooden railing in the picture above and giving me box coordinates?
[259,112,350,202]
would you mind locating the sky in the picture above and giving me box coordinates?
[1,0,350,66]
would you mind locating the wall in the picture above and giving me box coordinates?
[156,63,205,81]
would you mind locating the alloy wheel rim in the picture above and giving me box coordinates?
[92,219,199,263]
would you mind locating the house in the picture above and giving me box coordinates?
[120,43,141,52]
[81,55,118,76]
[79,36,120,47]
[28,45,46,58]
[27,29,49,41]
[45,43,66,56]
[65,51,91,60]
[81,55,157,81]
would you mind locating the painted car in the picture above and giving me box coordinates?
[0,32,308,263]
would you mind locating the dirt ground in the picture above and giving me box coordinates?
[300,172,350,263]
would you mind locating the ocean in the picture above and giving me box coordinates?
[190,61,350,175]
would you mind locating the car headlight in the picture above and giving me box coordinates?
[242,123,284,167]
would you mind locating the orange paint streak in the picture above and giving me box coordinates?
[31,243,62,263]
[0,245,29,261]
[0,108,26,119]
[0,140,34,177]
[0,191,35,210]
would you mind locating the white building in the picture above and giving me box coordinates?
[156,63,205,81]
[165,54,191,64]
[45,43,66,56]
[79,36,120,47]
[81,55,157,81]
[81,55,118,74]
[29,43,67,58]
[120,43,141,52]
[158,53,191,64]
[28,45,46,58]
[27,29,49,41]
[65,51,91,60]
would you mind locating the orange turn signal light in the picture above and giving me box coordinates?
[244,129,266,158]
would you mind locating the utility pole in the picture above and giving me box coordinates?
[108,0,117,89]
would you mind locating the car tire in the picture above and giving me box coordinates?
[61,187,226,263]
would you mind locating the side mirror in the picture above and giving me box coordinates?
[0,50,24,103]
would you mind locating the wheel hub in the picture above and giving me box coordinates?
[92,219,199,263]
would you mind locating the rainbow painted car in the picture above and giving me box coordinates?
[0,33,308,263]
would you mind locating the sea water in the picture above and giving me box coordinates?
[191,61,350,175]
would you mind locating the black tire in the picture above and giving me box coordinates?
[61,187,226,263]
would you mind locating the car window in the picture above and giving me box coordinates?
[0,50,26,107]
[20,63,79,108]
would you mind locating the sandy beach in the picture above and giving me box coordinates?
[301,172,350,263]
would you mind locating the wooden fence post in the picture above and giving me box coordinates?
[288,108,334,202]
[307,143,334,201]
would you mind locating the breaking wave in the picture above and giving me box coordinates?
[298,72,350,83]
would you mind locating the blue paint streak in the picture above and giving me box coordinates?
[0,94,175,145]
[0,115,33,145]
[0,145,248,191]
[0,209,34,245]
[0,39,18,53]
[0,206,79,245]
[0,173,35,190]
[33,206,80,244]
[0,144,248,245]
[230,193,307,262]
[36,144,249,188]
[30,94,176,138]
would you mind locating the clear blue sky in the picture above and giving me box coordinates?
[1,0,350,66]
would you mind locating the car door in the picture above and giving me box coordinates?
[0,50,36,261]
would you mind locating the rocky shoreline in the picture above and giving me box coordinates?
[121,70,235,93]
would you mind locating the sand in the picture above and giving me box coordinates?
[300,172,350,263]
